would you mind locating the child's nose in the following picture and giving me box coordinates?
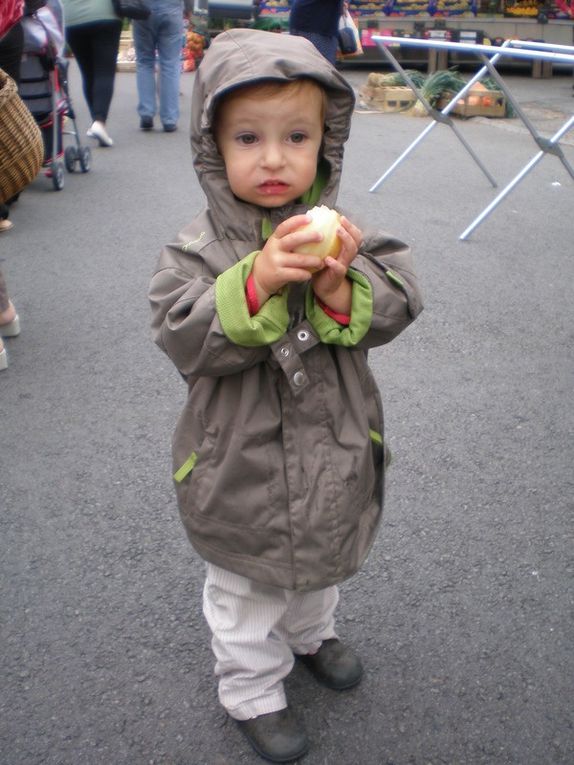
[261,142,285,168]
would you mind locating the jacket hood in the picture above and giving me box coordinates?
[190,29,355,241]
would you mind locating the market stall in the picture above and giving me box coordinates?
[258,0,574,74]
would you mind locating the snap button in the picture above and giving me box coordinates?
[280,346,290,357]
[297,330,310,342]
[293,371,305,387]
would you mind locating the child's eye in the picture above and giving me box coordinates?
[237,133,257,145]
[289,132,307,144]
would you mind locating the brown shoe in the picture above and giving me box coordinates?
[236,707,309,763]
[297,639,363,690]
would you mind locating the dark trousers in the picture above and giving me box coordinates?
[65,20,122,123]
[0,22,24,85]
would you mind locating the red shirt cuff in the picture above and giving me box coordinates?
[316,296,351,325]
[245,272,260,316]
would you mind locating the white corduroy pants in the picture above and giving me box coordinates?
[203,563,339,721]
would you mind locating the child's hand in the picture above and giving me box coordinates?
[312,216,362,314]
[252,214,324,301]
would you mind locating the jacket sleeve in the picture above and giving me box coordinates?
[306,229,423,349]
[149,231,289,379]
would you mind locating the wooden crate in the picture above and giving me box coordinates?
[359,85,417,113]
[439,88,506,118]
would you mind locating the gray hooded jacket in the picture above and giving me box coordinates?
[149,29,423,591]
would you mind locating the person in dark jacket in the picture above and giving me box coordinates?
[149,29,423,763]
[289,0,343,64]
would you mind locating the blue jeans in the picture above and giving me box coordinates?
[133,4,183,127]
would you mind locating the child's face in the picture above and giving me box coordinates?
[215,83,324,208]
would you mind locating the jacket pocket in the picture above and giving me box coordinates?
[173,430,215,518]
[175,426,286,532]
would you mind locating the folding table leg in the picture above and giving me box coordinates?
[369,42,497,193]
[459,115,574,240]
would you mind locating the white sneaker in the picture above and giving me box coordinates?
[87,120,113,147]
[0,313,20,337]
[0,343,7,371]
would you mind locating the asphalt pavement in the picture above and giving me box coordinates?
[1,59,573,765]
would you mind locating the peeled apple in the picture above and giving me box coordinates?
[295,205,342,269]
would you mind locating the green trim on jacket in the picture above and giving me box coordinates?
[305,269,373,346]
[215,251,289,347]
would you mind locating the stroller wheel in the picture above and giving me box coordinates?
[65,146,78,173]
[79,146,91,173]
[52,161,65,191]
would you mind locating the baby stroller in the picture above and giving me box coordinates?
[19,0,91,190]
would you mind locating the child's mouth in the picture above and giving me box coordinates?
[259,180,289,195]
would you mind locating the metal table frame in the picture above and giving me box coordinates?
[369,36,574,240]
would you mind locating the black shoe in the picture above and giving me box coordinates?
[140,116,153,130]
[297,639,363,690]
[236,708,309,763]
[162,123,177,132]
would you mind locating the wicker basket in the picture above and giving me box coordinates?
[0,67,44,204]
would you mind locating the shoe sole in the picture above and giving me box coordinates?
[236,713,310,763]
[247,738,309,763]
[239,730,309,764]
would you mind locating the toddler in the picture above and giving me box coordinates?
[149,29,423,763]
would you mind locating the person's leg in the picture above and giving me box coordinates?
[0,22,24,85]
[203,564,309,762]
[66,25,96,120]
[88,20,122,124]
[132,17,158,124]
[0,204,12,231]
[278,585,363,690]
[0,268,20,370]
[203,564,293,721]
[156,9,183,129]
[276,585,339,656]
[0,269,10,316]
[0,268,6,365]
